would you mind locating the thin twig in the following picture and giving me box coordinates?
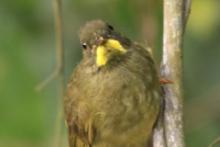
[209,136,220,147]
[36,0,64,146]
[52,0,65,147]
[161,0,191,147]
[35,0,64,92]
[35,69,60,91]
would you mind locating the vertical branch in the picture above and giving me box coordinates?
[53,0,64,77]
[36,0,64,145]
[161,0,191,147]
[153,106,166,147]
[183,0,191,30]
[35,0,64,92]
[52,0,64,146]
[35,0,64,146]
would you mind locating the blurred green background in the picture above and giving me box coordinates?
[0,0,220,147]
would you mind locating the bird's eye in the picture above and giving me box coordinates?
[107,24,114,30]
[82,43,87,49]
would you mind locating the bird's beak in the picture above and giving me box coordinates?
[96,39,127,67]
[95,37,107,67]
[96,46,108,67]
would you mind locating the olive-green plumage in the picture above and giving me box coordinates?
[64,20,161,147]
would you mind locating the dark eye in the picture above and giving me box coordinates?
[82,43,87,49]
[107,24,114,30]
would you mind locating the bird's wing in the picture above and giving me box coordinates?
[64,69,95,147]
[65,104,95,147]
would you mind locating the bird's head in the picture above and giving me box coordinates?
[79,20,131,67]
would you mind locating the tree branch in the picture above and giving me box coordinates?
[36,0,64,146]
[153,105,167,147]
[35,69,59,91]
[209,136,220,147]
[52,0,65,147]
[160,0,191,147]
[36,0,64,91]
[183,0,192,30]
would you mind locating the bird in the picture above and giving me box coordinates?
[64,20,161,147]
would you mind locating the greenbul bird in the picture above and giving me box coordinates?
[64,20,161,147]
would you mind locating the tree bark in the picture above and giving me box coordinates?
[159,0,191,147]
